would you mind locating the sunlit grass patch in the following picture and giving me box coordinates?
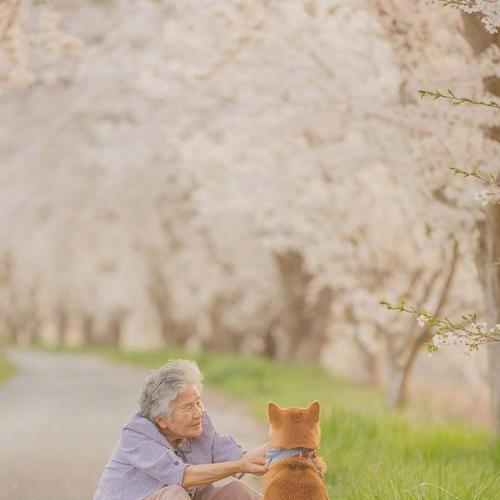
[0,354,15,385]
[322,408,499,499]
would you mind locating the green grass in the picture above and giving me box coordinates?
[38,344,500,499]
[0,353,15,385]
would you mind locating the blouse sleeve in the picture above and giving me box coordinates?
[121,429,188,486]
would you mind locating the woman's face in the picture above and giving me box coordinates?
[155,383,205,441]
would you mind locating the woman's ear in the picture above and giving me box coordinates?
[268,401,282,425]
[155,416,169,429]
[307,400,320,422]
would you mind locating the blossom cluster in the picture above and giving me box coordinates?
[382,300,500,357]
[429,0,500,34]
[476,189,500,206]
[0,0,82,90]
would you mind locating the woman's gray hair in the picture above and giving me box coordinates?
[139,359,204,422]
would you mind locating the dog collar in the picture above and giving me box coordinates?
[297,449,317,461]
[266,448,314,465]
[266,447,316,465]
[266,447,324,481]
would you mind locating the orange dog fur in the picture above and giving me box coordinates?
[263,400,329,500]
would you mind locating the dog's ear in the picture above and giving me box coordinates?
[268,401,282,425]
[306,400,320,422]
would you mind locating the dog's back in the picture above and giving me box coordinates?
[264,457,328,500]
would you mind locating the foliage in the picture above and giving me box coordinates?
[381,299,500,356]
[419,89,500,109]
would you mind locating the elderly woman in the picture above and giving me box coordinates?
[94,360,269,500]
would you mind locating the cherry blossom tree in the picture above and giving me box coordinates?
[0,1,493,424]
[374,0,500,432]
[438,3,500,435]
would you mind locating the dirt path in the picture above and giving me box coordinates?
[0,348,268,499]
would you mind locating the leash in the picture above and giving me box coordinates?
[297,449,326,482]
[297,450,331,499]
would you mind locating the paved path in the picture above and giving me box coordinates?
[0,349,267,499]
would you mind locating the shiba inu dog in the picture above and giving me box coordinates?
[263,400,329,500]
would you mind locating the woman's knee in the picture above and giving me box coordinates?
[221,480,262,499]
[148,484,191,499]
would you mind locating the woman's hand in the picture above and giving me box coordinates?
[237,442,270,476]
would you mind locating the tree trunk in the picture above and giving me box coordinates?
[395,241,459,408]
[387,362,405,409]
[461,13,500,436]
[81,313,95,345]
[147,263,191,346]
[107,310,127,347]
[262,318,279,359]
[208,295,240,353]
[296,286,333,362]
[483,205,500,435]
[352,331,382,386]
[56,305,68,346]
[274,251,332,363]
[385,241,459,408]
[6,315,18,344]
[275,251,311,361]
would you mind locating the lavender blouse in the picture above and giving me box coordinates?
[94,410,246,500]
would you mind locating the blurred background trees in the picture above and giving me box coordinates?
[1,0,499,428]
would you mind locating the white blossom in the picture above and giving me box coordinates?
[417,315,428,328]
[432,334,444,346]
[428,0,500,34]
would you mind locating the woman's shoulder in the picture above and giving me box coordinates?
[202,410,222,436]
[121,412,167,446]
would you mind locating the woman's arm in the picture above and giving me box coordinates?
[182,445,269,488]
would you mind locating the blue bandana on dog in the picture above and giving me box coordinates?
[266,447,313,465]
